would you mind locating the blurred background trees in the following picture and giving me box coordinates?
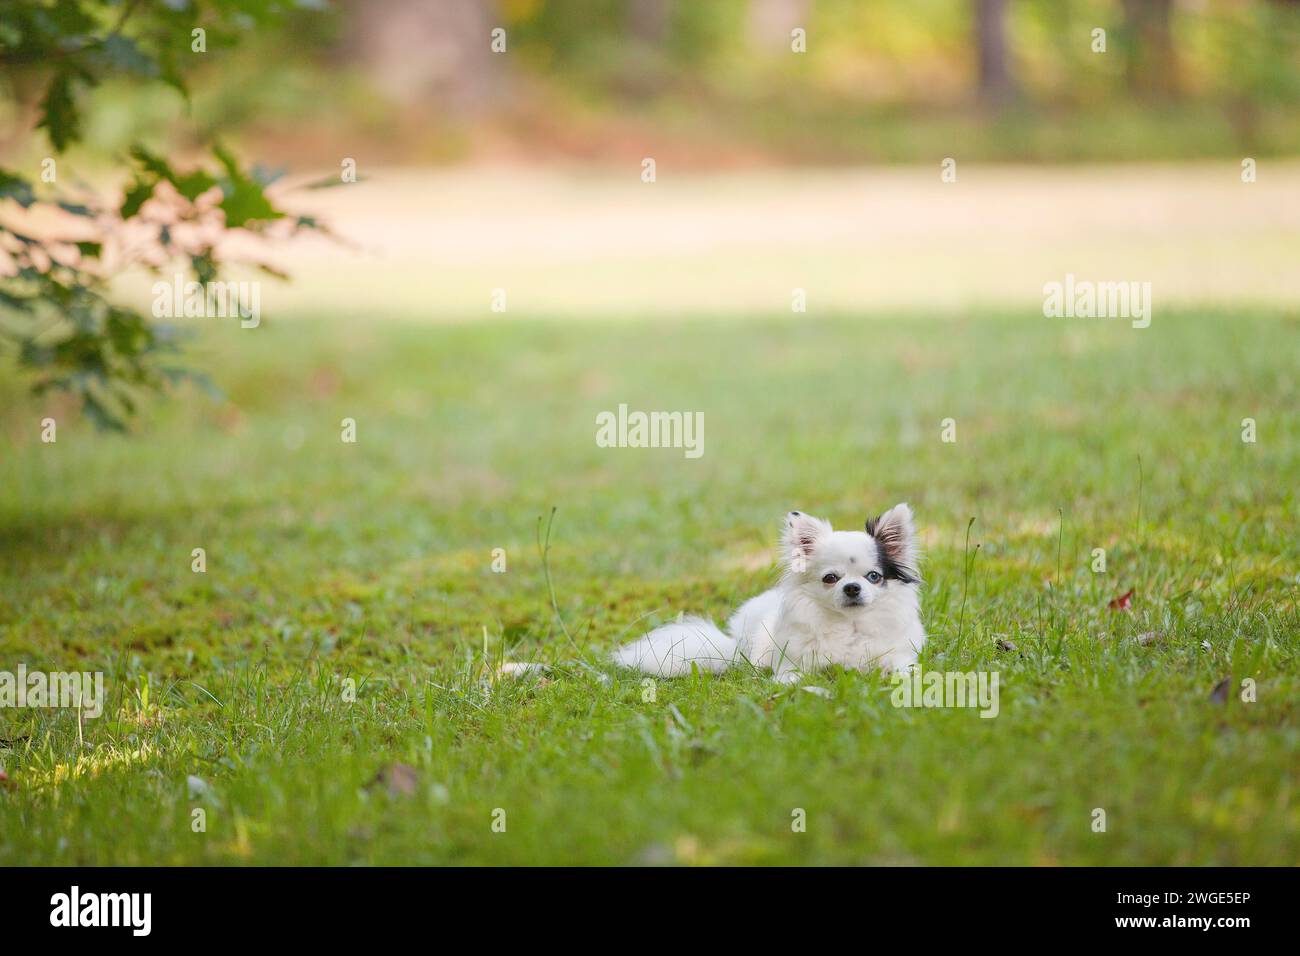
[2,0,1297,428]
[318,0,1299,161]
[6,0,1292,168]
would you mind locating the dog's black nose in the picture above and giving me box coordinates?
[843,582,861,597]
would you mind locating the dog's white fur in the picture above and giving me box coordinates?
[611,505,926,683]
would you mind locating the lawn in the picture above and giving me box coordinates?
[1,306,1297,865]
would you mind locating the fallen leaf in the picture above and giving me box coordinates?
[1209,678,1231,705]
[996,639,1018,652]
[1108,589,1134,610]
[1134,631,1163,646]
[371,763,418,797]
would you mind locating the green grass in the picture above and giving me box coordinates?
[1,307,1297,865]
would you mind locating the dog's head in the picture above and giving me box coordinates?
[781,505,920,612]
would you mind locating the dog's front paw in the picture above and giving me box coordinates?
[876,657,918,678]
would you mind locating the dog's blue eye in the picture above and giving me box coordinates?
[821,573,839,584]
[866,570,883,584]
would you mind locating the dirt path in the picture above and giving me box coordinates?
[214,162,1300,320]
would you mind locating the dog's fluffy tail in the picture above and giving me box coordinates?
[610,617,737,677]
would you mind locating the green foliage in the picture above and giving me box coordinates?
[0,0,323,429]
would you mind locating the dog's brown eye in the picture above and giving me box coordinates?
[821,573,839,584]
[866,570,883,584]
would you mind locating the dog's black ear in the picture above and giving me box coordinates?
[866,503,920,584]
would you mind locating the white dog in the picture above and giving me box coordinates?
[611,505,925,683]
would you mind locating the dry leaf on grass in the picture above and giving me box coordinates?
[370,763,418,797]
[1209,678,1231,705]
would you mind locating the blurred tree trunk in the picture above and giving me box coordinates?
[974,0,1015,106]
[748,0,812,52]
[338,0,500,111]
[622,0,673,99]
[1121,0,1179,98]
[628,0,672,46]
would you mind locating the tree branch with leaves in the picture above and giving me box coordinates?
[0,0,326,430]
